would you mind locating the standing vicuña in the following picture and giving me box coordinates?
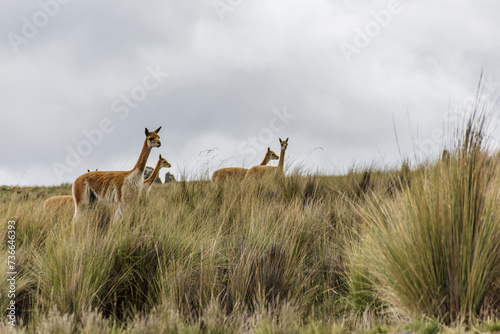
[144,154,171,196]
[246,138,288,177]
[212,147,279,182]
[72,127,162,220]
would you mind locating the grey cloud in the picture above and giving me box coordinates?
[1,0,500,185]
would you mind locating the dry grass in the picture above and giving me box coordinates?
[2,120,500,332]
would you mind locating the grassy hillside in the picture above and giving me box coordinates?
[2,126,500,333]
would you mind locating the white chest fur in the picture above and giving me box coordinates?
[124,170,144,192]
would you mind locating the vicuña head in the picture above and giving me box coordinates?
[158,154,171,168]
[266,147,280,162]
[246,138,288,177]
[145,127,162,148]
[212,147,280,182]
[72,126,162,221]
[279,137,288,152]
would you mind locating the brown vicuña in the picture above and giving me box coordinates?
[246,138,288,177]
[72,127,162,221]
[44,195,74,212]
[144,154,171,196]
[212,147,279,182]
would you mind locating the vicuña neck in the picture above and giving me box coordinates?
[145,160,162,185]
[277,148,286,172]
[132,140,152,174]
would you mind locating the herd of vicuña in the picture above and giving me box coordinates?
[43,127,289,220]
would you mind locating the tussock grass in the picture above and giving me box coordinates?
[352,116,500,325]
[2,119,500,332]
[0,172,388,332]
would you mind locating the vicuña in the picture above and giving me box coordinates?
[72,127,162,220]
[44,195,74,213]
[144,154,171,196]
[246,138,288,177]
[212,147,279,182]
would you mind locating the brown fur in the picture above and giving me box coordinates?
[72,127,162,220]
[212,148,279,182]
[44,195,74,212]
[212,167,249,182]
[246,138,288,177]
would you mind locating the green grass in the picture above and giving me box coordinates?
[2,121,500,332]
[351,119,500,326]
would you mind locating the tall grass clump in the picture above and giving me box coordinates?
[351,113,500,324]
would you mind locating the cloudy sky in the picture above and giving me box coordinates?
[1,0,499,186]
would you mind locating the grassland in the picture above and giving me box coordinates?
[2,123,500,333]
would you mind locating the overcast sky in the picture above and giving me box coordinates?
[1,0,499,186]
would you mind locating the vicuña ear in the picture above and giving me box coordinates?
[268,147,270,152]
[279,138,282,142]
[145,128,149,136]
[159,154,163,159]
[286,137,289,142]
[155,126,162,133]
